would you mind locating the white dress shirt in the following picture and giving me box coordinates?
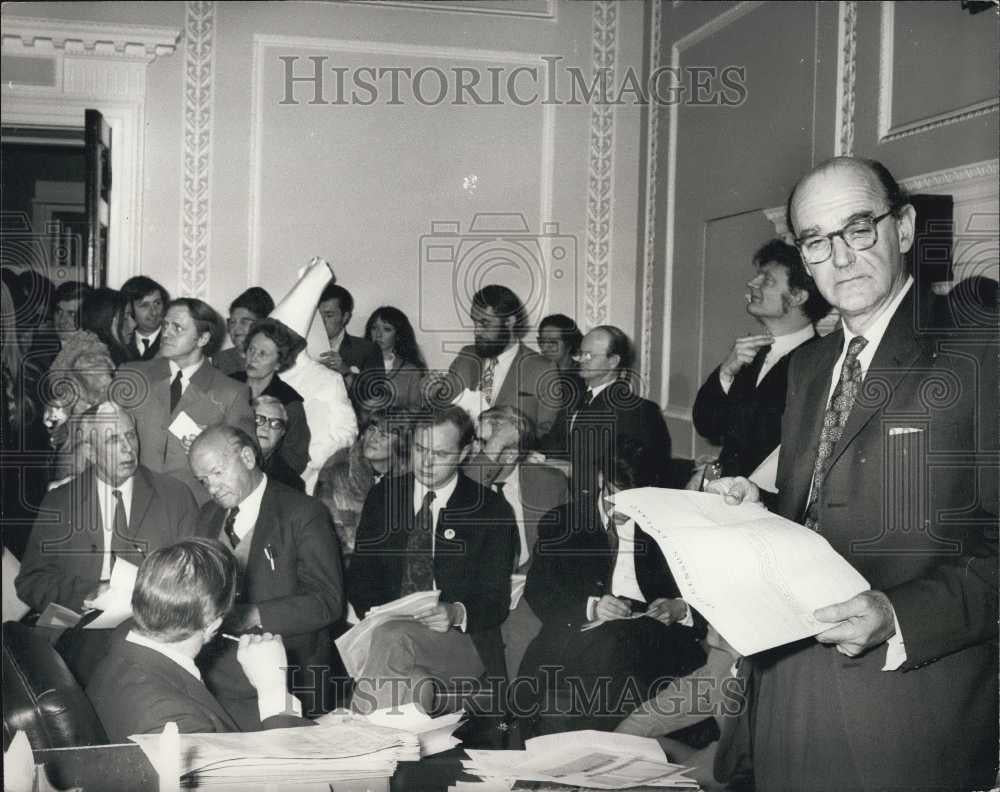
[495,466,529,568]
[412,473,467,630]
[167,358,204,397]
[232,474,268,542]
[483,343,519,403]
[135,326,161,354]
[95,475,134,580]
[756,324,816,386]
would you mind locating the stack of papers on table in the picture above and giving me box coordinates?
[462,731,697,789]
[365,703,465,756]
[336,590,440,677]
[130,719,418,788]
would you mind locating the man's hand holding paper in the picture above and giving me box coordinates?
[814,589,897,656]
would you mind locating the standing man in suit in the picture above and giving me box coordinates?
[213,287,275,376]
[520,438,705,734]
[546,325,672,498]
[316,283,381,395]
[710,157,998,791]
[463,405,568,679]
[120,276,169,362]
[190,425,343,721]
[16,400,198,681]
[446,285,561,443]
[347,405,518,713]
[693,239,827,477]
[118,298,255,504]
[87,538,307,740]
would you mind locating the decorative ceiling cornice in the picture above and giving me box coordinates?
[1,16,181,60]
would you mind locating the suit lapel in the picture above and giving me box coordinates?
[176,362,212,418]
[494,344,525,406]
[246,479,280,573]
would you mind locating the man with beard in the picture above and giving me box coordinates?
[445,285,560,443]
[692,240,828,478]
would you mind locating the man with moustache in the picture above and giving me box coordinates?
[710,157,998,791]
[693,240,827,477]
[445,285,560,444]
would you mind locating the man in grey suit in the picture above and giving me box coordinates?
[710,157,997,791]
[446,285,560,443]
[118,298,255,504]
[463,405,568,678]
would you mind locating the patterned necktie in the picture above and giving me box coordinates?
[804,336,868,531]
[223,507,241,548]
[400,490,436,596]
[481,358,497,405]
[169,369,184,414]
[110,488,127,573]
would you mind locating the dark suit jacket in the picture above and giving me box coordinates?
[117,358,255,504]
[15,465,198,613]
[348,472,518,677]
[525,497,682,631]
[354,357,426,412]
[692,338,814,477]
[741,289,998,790]
[195,477,343,701]
[338,332,382,374]
[87,635,305,742]
[127,331,161,362]
[545,380,672,496]
[231,371,310,475]
[449,343,560,441]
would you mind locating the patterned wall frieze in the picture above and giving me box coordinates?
[584,0,618,330]
[639,0,663,388]
[834,1,857,156]
[179,0,216,299]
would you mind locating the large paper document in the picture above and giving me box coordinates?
[612,488,870,657]
[84,557,139,629]
[335,590,440,677]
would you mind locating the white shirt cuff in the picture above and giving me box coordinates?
[586,596,599,622]
[718,370,734,394]
[258,687,302,721]
[678,601,694,627]
[882,607,906,671]
[453,602,468,633]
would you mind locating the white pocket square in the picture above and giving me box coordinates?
[889,427,923,436]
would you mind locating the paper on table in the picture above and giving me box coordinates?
[611,488,870,657]
[85,557,139,629]
[365,703,465,756]
[167,410,203,442]
[336,590,440,677]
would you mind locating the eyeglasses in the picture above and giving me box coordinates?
[254,414,286,430]
[572,351,601,362]
[794,210,893,265]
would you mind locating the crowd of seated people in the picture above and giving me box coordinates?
[2,156,997,792]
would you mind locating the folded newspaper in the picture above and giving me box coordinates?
[462,731,697,789]
[336,590,440,677]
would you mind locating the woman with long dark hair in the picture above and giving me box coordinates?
[80,288,136,367]
[359,306,427,412]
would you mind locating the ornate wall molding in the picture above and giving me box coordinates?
[178,1,216,299]
[583,0,617,330]
[877,2,998,144]
[833,1,857,156]
[350,0,556,20]
[1,16,179,60]
[898,158,999,195]
[638,0,663,387]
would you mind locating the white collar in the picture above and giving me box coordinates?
[766,323,815,361]
[126,630,202,681]
[329,329,346,350]
[233,473,268,540]
[491,342,519,366]
[413,471,460,512]
[586,380,615,400]
[168,358,204,381]
[95,472,134,501]
[136,327,161,343]
[840,276,913,352]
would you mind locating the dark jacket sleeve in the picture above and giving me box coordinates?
[692,366,730,445]
[278,399,311,475]
[346,482,393,619]
[453,498,517,635]
[525,506,596,629]
[256,500,344,636]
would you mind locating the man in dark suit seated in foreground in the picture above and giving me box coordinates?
[347,405,518,714]
[190,424,343,722]
[518,438,705,735]
[87,537,306,741]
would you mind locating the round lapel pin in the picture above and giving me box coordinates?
[443,528,456,540]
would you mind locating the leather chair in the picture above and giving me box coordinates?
[2,622,108,751]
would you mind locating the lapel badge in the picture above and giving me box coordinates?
[443,528,456,540]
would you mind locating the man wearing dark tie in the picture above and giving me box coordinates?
[445,285,560,443]
[710,157,998,791]
[190,425,343,722]
[546,325,671,498]
[347,405,518,713]
[121,275,169,361]
[118,298,255,504]
[692,239,827,477]
[16,400,198,681]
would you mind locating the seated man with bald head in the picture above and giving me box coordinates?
[190,425,343,722]
[87,538,307,740]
